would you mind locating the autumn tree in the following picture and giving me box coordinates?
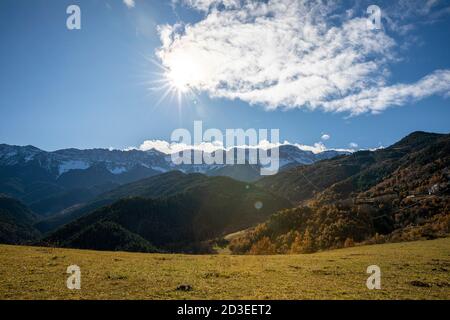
[249,237,276,255]
[344,237,355,248]
[290,231,303,254]
[302,229,316,253]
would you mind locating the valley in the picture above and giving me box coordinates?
[0,131,449,255]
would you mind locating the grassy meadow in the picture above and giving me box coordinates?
[0,238,449,300]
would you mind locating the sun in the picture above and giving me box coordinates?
[148,54,202,109]
[166,66,191,93]
[163,54,201,95]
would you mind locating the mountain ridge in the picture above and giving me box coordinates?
[231,131,450,254]
[1,131,448,254]
[0,143,348,216]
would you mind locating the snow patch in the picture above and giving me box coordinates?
[24,154,35,162]
[58,160,90,175]
[109,166,127,175]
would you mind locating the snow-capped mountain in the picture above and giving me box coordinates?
[0,143,348,178]
[0,144,169,176]
[0,143,349,216]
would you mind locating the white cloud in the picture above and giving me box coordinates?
[384,0,450,32]
[349,142,358,148]
[157,0,450,115]
[293,142,327,154]
[132,139,352,155]
[137,140,173,153]
[322,69,450,115]
[176,0,240,12]
[321,134,330,141]
[137,139,224,154]
[123,0,135,8]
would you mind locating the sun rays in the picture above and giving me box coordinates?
[146,56,200,111]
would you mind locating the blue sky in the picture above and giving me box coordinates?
[0,0,449,152]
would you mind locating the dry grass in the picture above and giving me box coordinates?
[0,238,449,300]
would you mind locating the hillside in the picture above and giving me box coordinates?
[257,132,444,203]
[35,171,286,234]
[0,143,345,217]
[232,132,450,254]
[0,195,40,244]
[34,171,211,233]
[41,175,291,253]
[0,145,165,216]
[2,131,449,255]
[1,238,449,299]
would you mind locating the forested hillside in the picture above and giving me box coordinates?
[41,176,291,253]
[0,195,40,244]
[231,132,450,254]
